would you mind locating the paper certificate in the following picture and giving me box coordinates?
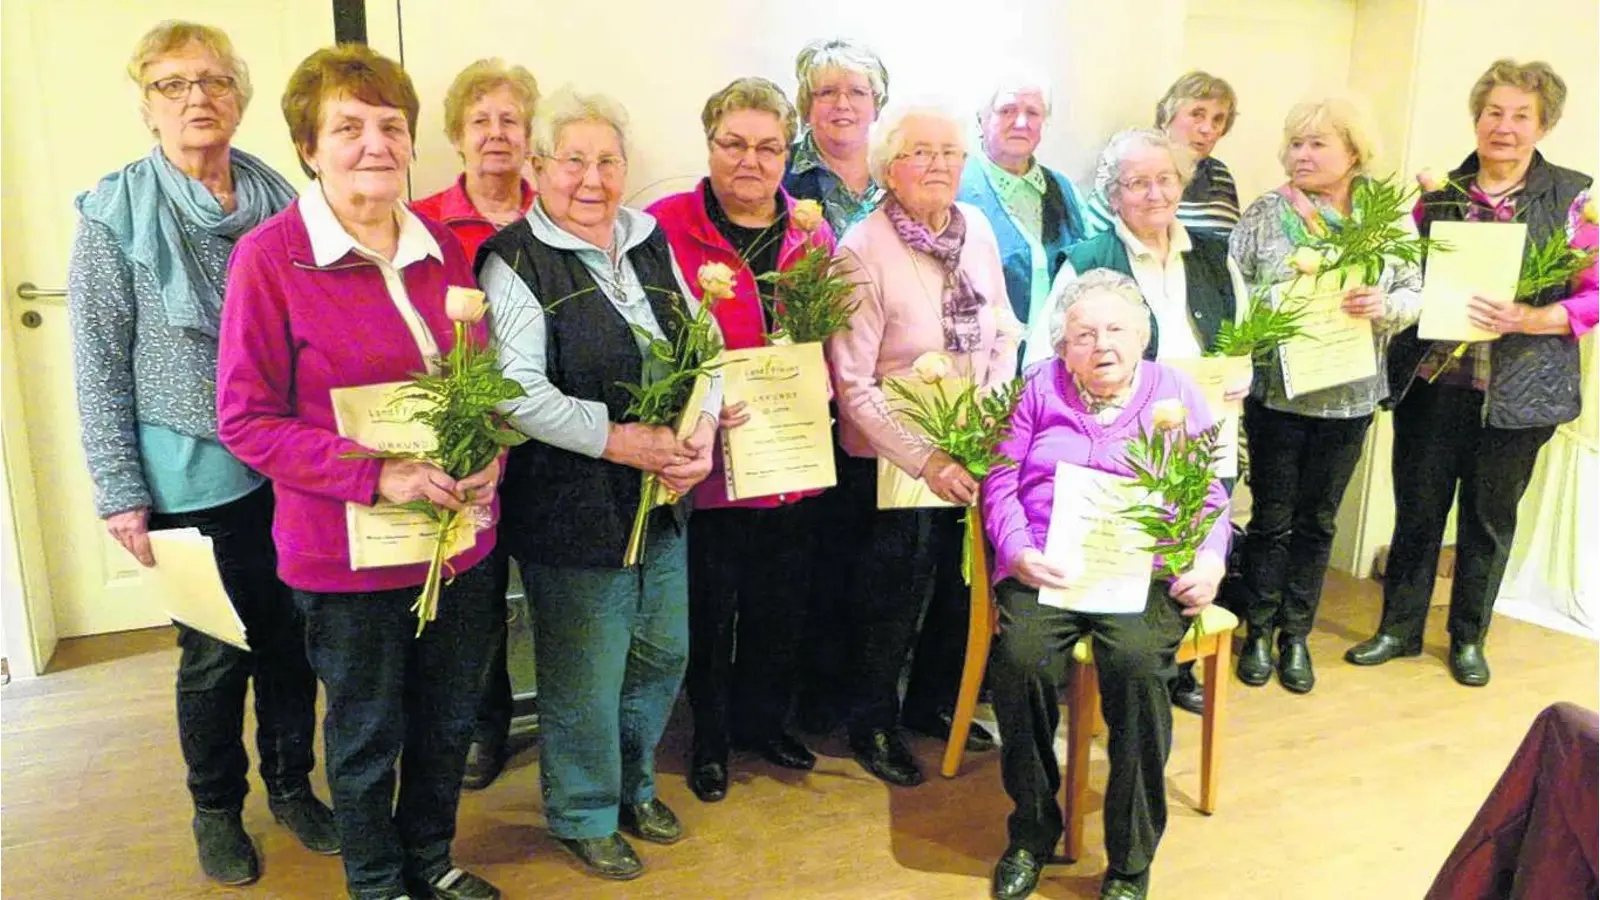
[330,381,477,570]
[148,529,249,650]
[1037,463,1156,614]
[719,343,837,500]
[1166,356,1251,479]
[875,375,972,510]
[1418,220,1527,343]
[1276,266,1378,399]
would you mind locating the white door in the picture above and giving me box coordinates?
[0,0,332,651]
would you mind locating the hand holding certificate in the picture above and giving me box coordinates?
[1418,221,1526,343]
[1276,266,1380,398]
[147,529,250,650]
[719,342,837,500]
[1037,463,1155,613]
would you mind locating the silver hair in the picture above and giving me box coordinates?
[980,72,1053,119]
[1091,128,1196,213]
[1047,268,1152,353]
[530,86,631,160]
[867,101,967,187]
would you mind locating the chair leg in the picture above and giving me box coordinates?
[1063,659,1098,863]
[941,596,993,778]
[1199,637,1229,815]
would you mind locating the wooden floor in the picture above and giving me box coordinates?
[3,570,1596,899]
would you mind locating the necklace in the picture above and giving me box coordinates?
[1474,176,1525,200]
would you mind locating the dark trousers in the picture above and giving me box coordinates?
[1236,399,1372,637]
[470,550,515,748]
[797,444,865,725]
[989,580,1186,875]
[149,484,317,812]
[686,501,817,756]
[1381,380,1555,644]
[296,558,502,900]
[837,455,969,736]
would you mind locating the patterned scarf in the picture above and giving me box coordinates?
[884,196,985,352]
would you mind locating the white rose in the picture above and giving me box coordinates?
[697,262,738,301]
[911,351,954,384]
[445,286,487,324]
[1415,168,1444,193]
[791,199,824,233]
[1289,246,1324,276]
[1150,399,1187,432]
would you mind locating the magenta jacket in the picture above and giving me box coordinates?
[981,359,1230,585]
[216,199,497,593]
[647,181,838,510]
[1564,190,1597,339]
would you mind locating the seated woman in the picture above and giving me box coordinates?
[983,269,1228,900]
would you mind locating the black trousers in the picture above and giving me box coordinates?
[1235,399,1372,637]
[835,454,968,737]
[797,444,865,725]
[149,484,317,812]
[470,550,515,748]
[989,579,1186,875]
[686,500,818,755]
[1381,380,1555,643]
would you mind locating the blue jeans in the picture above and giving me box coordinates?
[521,511,689,840]
[295,557,502,900]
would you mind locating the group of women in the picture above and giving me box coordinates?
[67,18,1592,900]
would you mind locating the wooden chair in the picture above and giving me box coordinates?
[942,509,1236,862]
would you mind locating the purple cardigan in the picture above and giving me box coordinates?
[216,199,496,593]
[981,359,1231,585]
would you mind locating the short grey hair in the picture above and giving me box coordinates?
[794,38,889,120]
[701,76,799,146]
[867,102,967,186]
[531,86,631,160]
[1154,71,1238,134]
[1092,128,1196,211]
[1048,268,1151,353]
[980,72,1054,118]
[1470,58,1567,131]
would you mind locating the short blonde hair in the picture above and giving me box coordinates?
[1154,71,1237,135]
[867,103,967,186]
[1277,96,1380,176]
[1049,269,1151,353]
[441,58,540,144]
[1470,59,1567,130]
[1093,128,1196,210]
[794,38,889,120]
[701,77,799,146]
[128,20,253,112]
[531,87,631,160]
[281,44,419,179]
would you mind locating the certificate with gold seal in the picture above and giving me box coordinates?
[719,342,838,501]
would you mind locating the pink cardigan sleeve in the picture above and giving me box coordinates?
[981,371,1043,578]
[1562,197,1598,339]
[215,237,384,505]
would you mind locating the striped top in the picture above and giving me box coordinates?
[1084,156,1241,238]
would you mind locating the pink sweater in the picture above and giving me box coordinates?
[216,200,496,593]
[825,203,1021,476]
[1564,190,1597,339]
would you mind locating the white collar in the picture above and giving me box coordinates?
[300,181,442,269]
[1113,216,1191,263]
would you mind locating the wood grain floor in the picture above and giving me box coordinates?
[3,570,1595,899]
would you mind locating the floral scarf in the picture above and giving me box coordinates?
[884,197,985,352]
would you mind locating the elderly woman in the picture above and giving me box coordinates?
[478,88,720,881]
[985,270,1228,900]
[1355,60,1593,686]
[783,38,889,236]
[826,103,1020,787]
[411,56,539,793]
[646,77,836,803]
[1229,97,1421,695]
[957,74,1090,341]
[216,45,503,900]
[66,21,330,887]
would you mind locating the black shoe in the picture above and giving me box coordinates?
[850,729,924,787]
[268,790,340,855]
[408,867,501,900]
[737,732,816,770]
[991,846,1044,900]
[1277,635,1315,694]
[1345,632,1423,666]
[192,808,259,886]
[689,758,728,803]
[903,709,997,752]
[1100,868,1150,900]
[1236,629,1274,686]
[1449,641,1491,686]
[618,798,683,845]
[557,833,643,881]
[1170,664,1205,715]
[461,738,507,791]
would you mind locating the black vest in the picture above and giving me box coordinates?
[476,221,687,568]
[1065,229,1237,358]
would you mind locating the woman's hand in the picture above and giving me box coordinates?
[603,422,693,473]
[719,400,751,430]
[1013,548,1070,591]
[1467,294,1529,334]
[921,450,979,506]
[1341,286,1388,321]
[455,454,502,508]
[1223,367,1254,403]
[1169,550,1226,613]
[660,416,716,496]
[378,459,466,512]
[106,507,155,568]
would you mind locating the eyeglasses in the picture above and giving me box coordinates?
[895,148,966,170]
[145,75,237,101]
[1117,172,1182,195]
[711,136,787,163]
[543,154,627,179]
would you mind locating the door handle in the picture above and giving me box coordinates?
[16,282,67,304]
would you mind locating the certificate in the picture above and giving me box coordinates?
[1165,356,1251,479]
[1276,266,1378,399]
[719,342,837,500]
[876,375,971,510]
[1418,220,1527,343]
[148,529,249,650]
[1037,463,1155,614]
[330,382,477,570]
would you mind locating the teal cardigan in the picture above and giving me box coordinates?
[957,157,1087,328]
